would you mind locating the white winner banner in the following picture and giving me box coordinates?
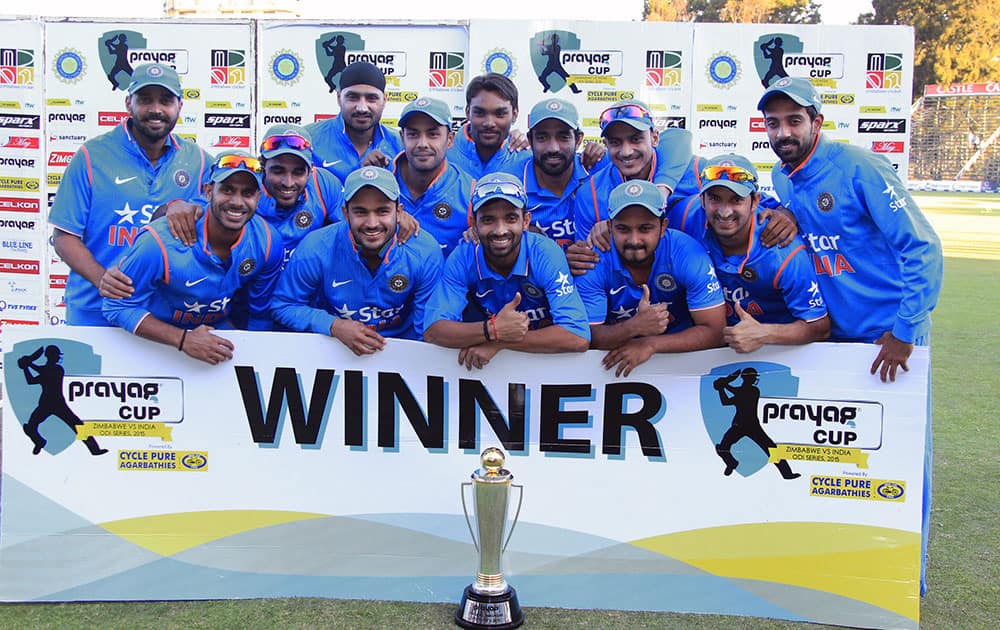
[1,326,927,628]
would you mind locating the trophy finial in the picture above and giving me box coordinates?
[481,447,505,475]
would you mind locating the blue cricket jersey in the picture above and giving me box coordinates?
[424,232,591,342]
[103,212,283,333]
[271,222,443,340]
[254,167,344,266]
[576,228,724,333]
[392,155,475,257]
[306,115,404,185]
[447,123,532,179]
[771,134,942,343]
[519,156,590,250]
[49,120,211,326]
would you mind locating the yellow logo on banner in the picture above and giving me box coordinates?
[821,120,836,130]
[696,104,723,112]
[47,173,62,187]
[385,75,401,87]
[118,450,208,472]
[820,93,855,105]
[182,88,201,100]
[567,74,616,86]
[0,100,21,109]
[78,421,174,441]
[46,98,71,106]
[809,475,906,502]
[262,100,288,108]
[586,90,635,102]
[811,78,837,88]
[386,91,418,103]
[769,444,869,468]
[752,162,774,172]
[0,177,40,192]
[205,101,232,109]
[860,105,886,113]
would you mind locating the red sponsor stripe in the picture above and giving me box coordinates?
[0,196,40,212]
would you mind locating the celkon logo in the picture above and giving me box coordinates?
[50,274,67,289]
[0,115,40,129]
[0,258,39,274]
[871,141,904,153]
[699,119,737,129]
[99,111,129,126]
[48,152,74,167]
[0,157,35,168]
[204,114,250,128]
[749,117,766,132]
[0,196,39,212]
[314,114,335,122]
[2,136,39,149]
[211,135,250,148]
[48,112,85,123]
[857,118,906,134]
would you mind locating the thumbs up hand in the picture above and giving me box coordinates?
[630,284,671,337]
[492,292,529,343]
[723,300,768,353]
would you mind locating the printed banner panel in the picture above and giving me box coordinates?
[257,21,469,138]
[1,326,927,629]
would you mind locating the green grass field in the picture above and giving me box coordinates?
[1,197,997,629]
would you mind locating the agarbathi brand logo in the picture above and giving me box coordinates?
[52,47,86,84]
[98,30,189,92]
[529,30,623,95]
[866,53,904,91]
[429,51,465,89]
[3,338,184,458]
[314,32,407,92]
[753,33,843,87]
[210,49,246,86]
[700,361,885,486]
[0,49,35,87]
[645,50,682,88]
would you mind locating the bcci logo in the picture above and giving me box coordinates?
[52,48,87,85]
[645,50,682,88]
[270,49,303,87]
[482,48,516,78]
[0,48,35,86]
[210,49,245,86]
[429,51,464,89]
[865,53,903,91]
[315,32,406,92]
[705,51,741,89]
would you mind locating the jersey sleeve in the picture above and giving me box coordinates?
[575,260,611,325]
[271,230,336,335]
[573,175,602,242]
[532,238,591,342]
[48,146,93,236]
[652,128,693,192]
[773,240,829,322]
[673,231,725,311]
[315,168,345,225]
[409,235,445,339]
[423,244,474,327]
[102,227,167,333]
[245,223,284,331]
[853,156,943,342]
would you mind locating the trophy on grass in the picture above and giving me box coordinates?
[456,447,525,629]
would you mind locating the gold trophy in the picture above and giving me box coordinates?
[456,447,524,629]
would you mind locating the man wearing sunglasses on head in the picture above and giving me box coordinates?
[691,154,829,352]
[424,173,590,370]
[576,180,726,377]
[103,152,283,364]
[272,166,443,354]
[50,63,212,326]
[306,61,404,184]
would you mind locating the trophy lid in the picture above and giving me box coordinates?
[473,447,512,481]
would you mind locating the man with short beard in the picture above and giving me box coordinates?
[307,61,404,184]
[50,63,211,326]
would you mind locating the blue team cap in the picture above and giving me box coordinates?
[260,124,313,165]
[608,180,666,219]
[599,98,654,136]
[398,97,452,129]
[127,63,182,98]
[209,151,262,189]
[343,166,400,202]
[472,172,528,212]
[757,76,823,113]
[700,154,759,198]
[528,98,581,131]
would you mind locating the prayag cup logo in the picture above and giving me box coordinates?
[314,32,407,92]
[98,30,190,92]
[3,338,184,457]
[753,33,843,88]
[529,30,623,95]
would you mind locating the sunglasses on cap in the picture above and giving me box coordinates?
[473,180,528,205]
[700,165,757,185]
[260,134,312,154]
[599,104,652,130]
[214,154,262,174]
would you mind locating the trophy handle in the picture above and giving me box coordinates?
[460,481,479,553]
[502,483,524,553]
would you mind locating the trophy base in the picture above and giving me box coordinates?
[455,584,524,629]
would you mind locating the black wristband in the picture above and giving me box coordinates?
[482,319,490,342]
[178,328,188,351]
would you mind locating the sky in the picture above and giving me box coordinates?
[2,0,875,25]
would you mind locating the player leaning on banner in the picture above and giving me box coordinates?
[575,180,726,376]
[102,152,283,364]
[758,77,942,381]
[689,154,830,352]
[423,173,590,369]
[50,63,211,326]
[271,166,443,354]
[306,61,404,184]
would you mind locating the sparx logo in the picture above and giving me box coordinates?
[530,30,623,94]
[3,338,184,457]
[865,53,903,91]
[315,32,406,92]
[0,48,35,86]
[210,49,246,86]
[645,50,682,88]
[98,30,189,92]
[700,362,882,480]
[429,51,464,89]
[753,33,843,88]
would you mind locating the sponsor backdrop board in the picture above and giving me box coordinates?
[257,22,469,139]
[0,19,46,337]
[42,19,255,325]
[468,19,696,142]
[691,23,914,196]
[1,327,926,629]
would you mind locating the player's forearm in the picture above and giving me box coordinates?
[646,323,724,354]
[134,315,186,350]
[52,229,105,288]
[500,325,589,353]
[424,319,492,349]
[272,301,335,335]
[590,318,646,350]
[762,317,831,346]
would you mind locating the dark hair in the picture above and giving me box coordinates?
[466,73,518,111]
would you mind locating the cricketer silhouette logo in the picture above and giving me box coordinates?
[315,32,407,92]
[530,30,623,95]
[753,33,843,87]
[99,30,147,92]
[4,338,185,457]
